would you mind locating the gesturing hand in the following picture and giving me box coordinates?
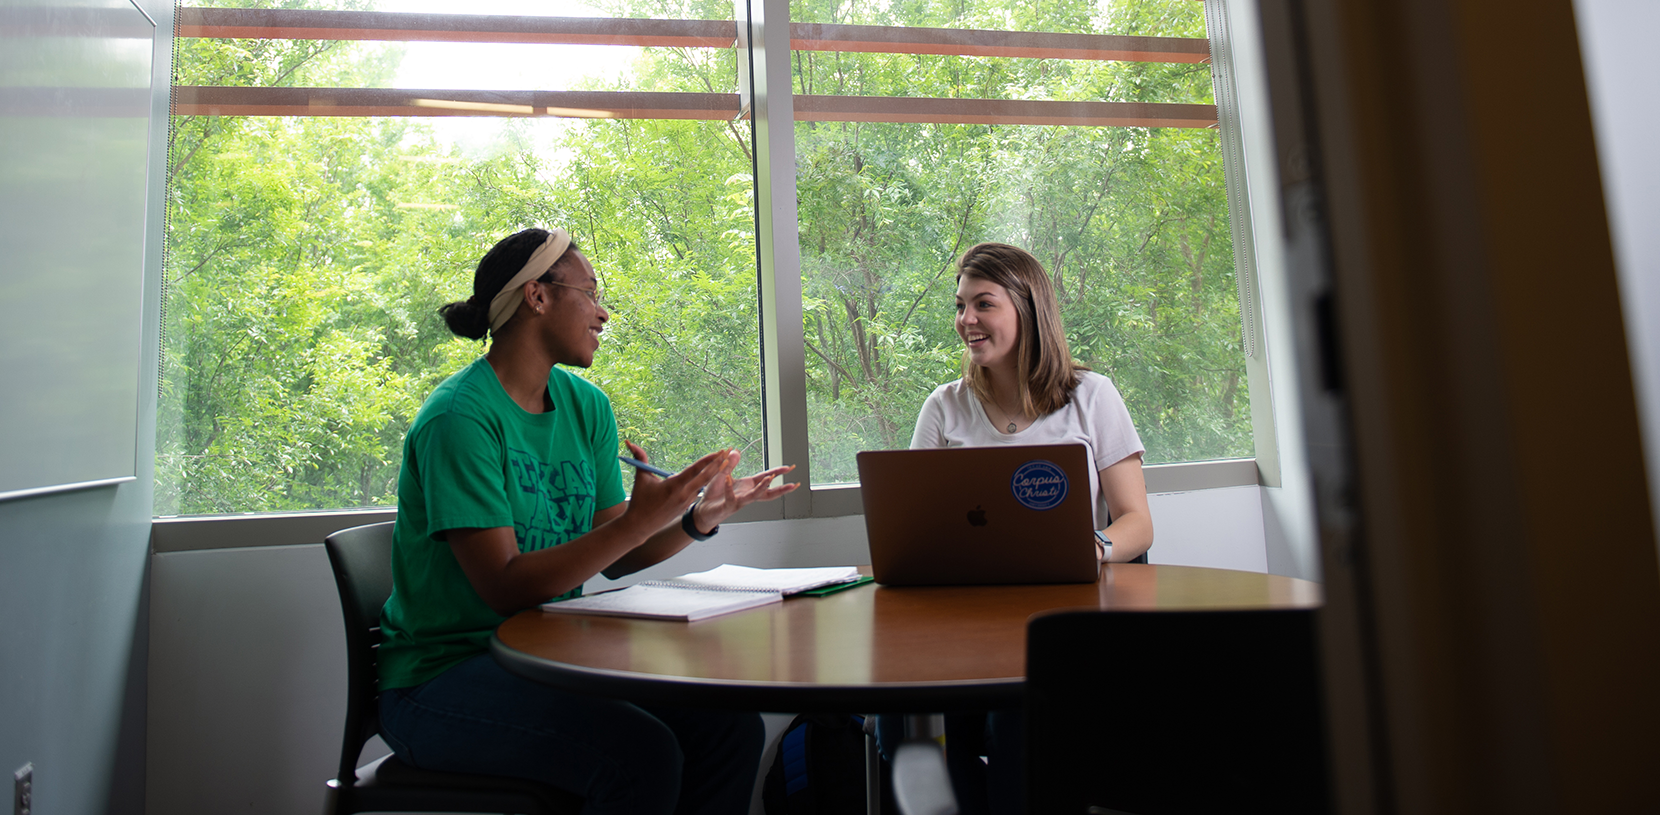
[690,449,798,534]
[620,442,728,534]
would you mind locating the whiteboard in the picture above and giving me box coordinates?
[0,0,155,500]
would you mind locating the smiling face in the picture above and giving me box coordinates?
[956,274,1021,374]
[534,249,609,368]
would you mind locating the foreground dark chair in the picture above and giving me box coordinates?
[1026,608,1330,815]
[323,521,582,815]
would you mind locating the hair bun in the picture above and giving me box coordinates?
[438,298,490,340]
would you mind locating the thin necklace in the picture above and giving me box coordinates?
[986,395,1020,434]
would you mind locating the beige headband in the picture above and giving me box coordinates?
[487,228,572,333]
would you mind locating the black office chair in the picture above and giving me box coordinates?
[322,521,583,815]
[1025,608,1331,815]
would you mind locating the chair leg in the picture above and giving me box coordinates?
[322,778,345,815]
[864,723,882,815]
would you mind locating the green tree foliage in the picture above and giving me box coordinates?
[163,0,514,512]
[159,0,1249,514]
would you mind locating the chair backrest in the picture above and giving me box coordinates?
[323,521,396,785]
[1026,608,1331,814]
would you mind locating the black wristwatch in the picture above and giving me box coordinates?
[682,502,718,541]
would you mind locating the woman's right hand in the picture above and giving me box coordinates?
[618,441,728,535]
[449,445,732,614]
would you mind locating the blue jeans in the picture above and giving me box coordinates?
[379,653,764,815]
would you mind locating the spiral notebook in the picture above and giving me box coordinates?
[541,564,863,622]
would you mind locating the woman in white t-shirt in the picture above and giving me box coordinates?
[898,242,1154,814]
[913,241,1153,562]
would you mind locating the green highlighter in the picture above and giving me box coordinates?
[797,575,874,597]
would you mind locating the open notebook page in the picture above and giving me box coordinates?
[541,584,780,622]
[654,564,863,595]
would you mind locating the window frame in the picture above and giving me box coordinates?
[153,0,1272,538]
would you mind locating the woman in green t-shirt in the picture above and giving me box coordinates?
[377,227,795,814]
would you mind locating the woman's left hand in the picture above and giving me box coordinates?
[690,451,798,533]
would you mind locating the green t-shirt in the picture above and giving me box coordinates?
[378,358,627,690]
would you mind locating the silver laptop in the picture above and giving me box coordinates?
[856,444,1100,586]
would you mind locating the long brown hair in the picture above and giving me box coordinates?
[956,242,1087,416]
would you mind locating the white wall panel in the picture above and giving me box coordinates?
[147,544,349,815]
[1146,486,1269,573]
[1217,0,1321,581]
[0,1,169,812]
[0,0,153,499]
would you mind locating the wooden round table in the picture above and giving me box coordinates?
[491,563,1322,712]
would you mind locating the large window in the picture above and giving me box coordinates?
[157,0,760,514]
[788,0,1248,481]
[157,0,1253,517]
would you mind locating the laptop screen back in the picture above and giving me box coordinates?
[856,444,1100,585]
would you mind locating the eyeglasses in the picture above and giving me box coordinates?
[542,279,605,307]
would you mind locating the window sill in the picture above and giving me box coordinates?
[150,458,1262,552]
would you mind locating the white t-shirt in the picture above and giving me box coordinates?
[909,371,1145,526]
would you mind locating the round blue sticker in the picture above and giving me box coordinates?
[1010,460,1069,510]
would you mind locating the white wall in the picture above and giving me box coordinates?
[144,488,1268,814]
[1226,0,1322,581]
[0,1,170,813]
[147,545,350,815]
[1146,486,1269,573]
[1574,0,1660,550]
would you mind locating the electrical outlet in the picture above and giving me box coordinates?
[13,764,30,815]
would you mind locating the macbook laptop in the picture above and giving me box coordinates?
[856,443,1100,586]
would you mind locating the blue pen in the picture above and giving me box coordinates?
[618,455,675,478]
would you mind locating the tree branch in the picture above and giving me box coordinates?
[897,182,983,332]
[637,324,749,400]
[805,338,857,384]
